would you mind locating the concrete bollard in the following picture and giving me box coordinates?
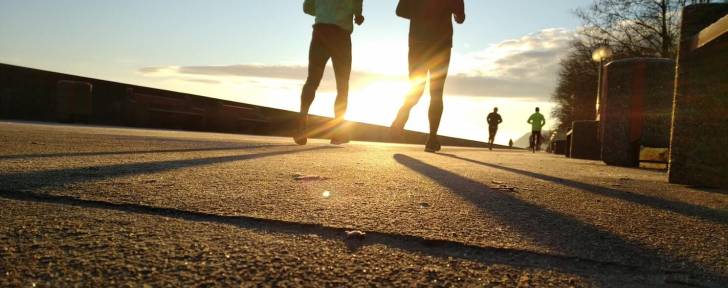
[548,131,566,154]
[670,4,728,188]
[552,139,567,155]
[600,58,675,167]
[570,120,601,160]
[56,80,93,123]
[564,134,572,158]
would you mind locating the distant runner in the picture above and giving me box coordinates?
[486,107,502,150]
[527,107,546,153]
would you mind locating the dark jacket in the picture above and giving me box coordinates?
[487,112,503,127]
[396,0,465,48]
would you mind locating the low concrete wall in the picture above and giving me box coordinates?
[0,63,495,149]
[56,80,93,123]
[669,4,728,188]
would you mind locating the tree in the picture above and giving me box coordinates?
[575,0,691,59]
[551,40,599,133]
[550,0,712,132]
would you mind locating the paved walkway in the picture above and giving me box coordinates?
[1,121,726,287]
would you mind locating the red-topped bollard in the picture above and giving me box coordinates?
[670,4,728,188]
[599,58,675,167]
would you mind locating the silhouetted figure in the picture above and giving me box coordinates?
[487,107,502,150]
[527,107,546,153]
[390,0,466,152]
[295,0,365,145]
[509,139,514,148]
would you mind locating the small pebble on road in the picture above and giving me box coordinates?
[495,185,517,192]
[345,231,366,239]
[294,175,329,181]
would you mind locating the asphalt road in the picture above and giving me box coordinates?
[1,121,727,287]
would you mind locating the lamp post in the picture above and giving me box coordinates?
[592,46,613,121]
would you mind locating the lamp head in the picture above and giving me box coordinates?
[592,46,614,62]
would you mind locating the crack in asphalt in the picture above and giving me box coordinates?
[0,189,722,287]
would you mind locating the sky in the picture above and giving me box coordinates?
[0,0,590,144]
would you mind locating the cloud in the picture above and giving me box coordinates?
[180,65,308,80]
[456,28,574,82]
[139,28,575,100]
[444,75,552,98]
[139,65,549,99]
[184,78,221,84]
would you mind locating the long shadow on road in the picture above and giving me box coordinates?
[393,153,726,285]
[0,146,335,192]
[0,189,721,287]
[2,146,725,285]
[436,153,728,225]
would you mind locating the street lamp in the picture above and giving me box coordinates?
[592,46,613,121]
[592,46,614,63]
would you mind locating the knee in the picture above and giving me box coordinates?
[407,85,425,98]
[402,96,419,108]
[304,77,321,88]
[303,80,321,94]
[430,84,445,96]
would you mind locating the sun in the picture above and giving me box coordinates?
[346,80,411,126]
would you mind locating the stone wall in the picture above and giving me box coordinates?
[669,4,728,187]
[0,63,496,149]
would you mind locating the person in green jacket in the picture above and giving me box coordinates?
[527,107,546,152]
[295,0,365,145]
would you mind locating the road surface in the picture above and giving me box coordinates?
[1,121,726,287]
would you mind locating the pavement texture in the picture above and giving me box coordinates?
[1,121,727,287]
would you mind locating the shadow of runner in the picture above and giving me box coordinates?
[1,190,723,287]
[0,146,336,192]
[436,153,728,225]
[0,144,296,160]
[393,154,725,283]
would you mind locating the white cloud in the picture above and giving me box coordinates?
[453,28,574,82]
[140,28,575,101]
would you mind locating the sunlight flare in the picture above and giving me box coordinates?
[346,80,410,125]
